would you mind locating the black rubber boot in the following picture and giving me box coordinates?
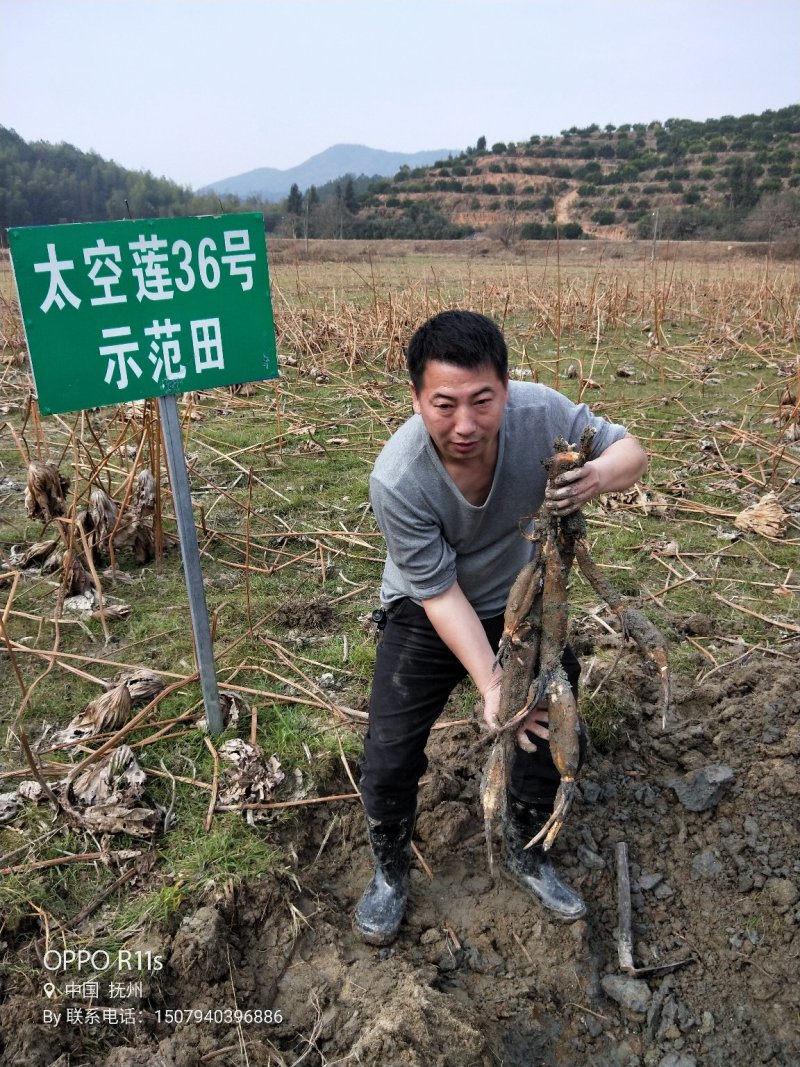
[354,814,414,946]
[502,797,586,922]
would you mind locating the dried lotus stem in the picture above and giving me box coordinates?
[25,461,69,523]
[114,669,166,706]
[9,539,59,569]
[87,488,120,555]
[80,682,134,733]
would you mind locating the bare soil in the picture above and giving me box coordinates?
[1,645,798,1067]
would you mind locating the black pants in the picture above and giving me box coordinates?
[359,597,581,822]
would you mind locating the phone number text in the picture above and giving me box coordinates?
[155,1008,283,1025]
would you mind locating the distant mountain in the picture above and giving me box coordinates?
[201,144,459,201]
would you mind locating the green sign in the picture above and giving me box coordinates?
[9,213,278,415]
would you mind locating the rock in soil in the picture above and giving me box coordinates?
[668,764,735,811]
[601,974,653,1015]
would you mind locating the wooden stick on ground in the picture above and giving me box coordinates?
[615,841,693,978]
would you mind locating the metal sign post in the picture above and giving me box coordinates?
[158,394,223,734]
[9,212,278,734]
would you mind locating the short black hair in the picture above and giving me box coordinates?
[406,310,508,391]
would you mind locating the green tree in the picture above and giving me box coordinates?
[726,158,759,208]
[592,209,616,226]
[561,222,584,239]
[343,176,359,214]
[286,183,303,216]
[744,190,800,242]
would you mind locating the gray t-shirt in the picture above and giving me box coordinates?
[369,380,628,617]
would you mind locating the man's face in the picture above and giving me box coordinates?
[411,360,509,465]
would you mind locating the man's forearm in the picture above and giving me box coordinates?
[588,434,647,494]
[420,582,498,698]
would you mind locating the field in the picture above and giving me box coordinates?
[1,237,799,1066]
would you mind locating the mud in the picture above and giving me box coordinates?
[1,654,798,1066]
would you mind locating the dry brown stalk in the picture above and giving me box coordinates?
[6,609,92,628]
[76,519,110,645]
[335,729,361,798]
[127,712,200,751]
[712,593,800,635]
[249,694,258,747]
[615,841,693,978]
[192,434,290,499]
[6,605,328,722]
[211,547,318,576]
[0,612,28,696]
[34,707,196,757]
[211,521,380,554]
[0,762,68,784]
[329,583,371,604]
[18,729,60,807]
[258,638,353,723]
[0,571,29,697]
[214,668,367,720]
[3,417,31,465]
[577,304,602,405]
[744,535,788,571]
[145,766,213,791]
[214,791,360,812]
[686,636,719,667]
[1,568,20,625]
[1,851,113,876]
[6,641,183,682]
[411,841,434,881]
[721,422,800,473]
[698,641,795,683]
[62,862,144,930]
[212,607,283,662]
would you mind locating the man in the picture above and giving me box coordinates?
[356,310,646,945]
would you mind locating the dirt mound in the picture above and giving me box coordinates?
[271,595,337,631]
[1,654,798,1066]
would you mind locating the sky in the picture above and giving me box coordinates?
[1,0,798,190]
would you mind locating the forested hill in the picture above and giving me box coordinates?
[345,105,800,242]
[0,126,259,233]
[3,106,800,244]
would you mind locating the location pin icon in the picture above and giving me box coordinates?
[44,983,56,998]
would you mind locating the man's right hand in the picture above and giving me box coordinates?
[481,668,504,730]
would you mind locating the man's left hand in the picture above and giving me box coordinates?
[544,461,602,516]
[516,702,550,753]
